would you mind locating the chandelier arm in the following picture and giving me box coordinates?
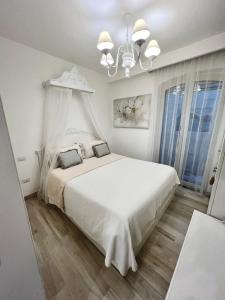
[133,44,140,58]
[133,45,155,71]
[107,68,117,78]
[139,55,155,71]
[98,15,160,78]
[131,43,136,61]
[107,46,123,78]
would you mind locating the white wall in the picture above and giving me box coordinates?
[109,72,155,161]
[0,97,45,300]
[0,36,110,196]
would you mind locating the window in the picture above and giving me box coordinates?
[181,81,223,186]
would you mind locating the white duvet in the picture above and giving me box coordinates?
[64,157,179,276]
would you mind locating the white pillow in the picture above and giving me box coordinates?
[83,140,105,158]
[74,142,85,159]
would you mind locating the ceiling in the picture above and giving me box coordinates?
[0,0,225,73]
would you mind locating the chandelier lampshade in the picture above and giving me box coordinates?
[144,40,161,58]
[97,31,114,52]
[106,53,114,65]
[96,14,160,78]
[100,53,114,67]
[100,54,108,67]
[132,19,150,43]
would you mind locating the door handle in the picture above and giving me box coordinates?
[209,175,215,186]
[213,166,218,173]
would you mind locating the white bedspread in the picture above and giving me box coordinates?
[64,157,180,276]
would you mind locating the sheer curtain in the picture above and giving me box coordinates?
[39,86,72,202]
[38,86,106,202]
[82,92,106,141]
[151,50,225,193]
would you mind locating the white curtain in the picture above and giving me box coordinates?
[151,50,225,193]
[39,86,72,202]
[82,92,106,141]
[38,86,106,202]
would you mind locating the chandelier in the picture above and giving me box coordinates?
[97,14,161,78]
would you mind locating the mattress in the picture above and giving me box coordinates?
[63,157,180,275]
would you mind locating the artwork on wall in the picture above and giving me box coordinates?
[113,94,151,129]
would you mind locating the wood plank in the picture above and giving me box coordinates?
[26,191,208,300]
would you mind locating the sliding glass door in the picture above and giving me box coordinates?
[159,78,223,193]
[181,81,223,190]
[159,84,185,167]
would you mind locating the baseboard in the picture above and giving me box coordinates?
[24,192,37,201]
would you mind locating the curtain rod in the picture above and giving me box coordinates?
[42,79,95,94]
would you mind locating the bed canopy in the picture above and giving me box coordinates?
[39,66,105,202]
[42,67,95,93]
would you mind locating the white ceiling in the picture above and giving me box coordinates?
[0,0,225,73]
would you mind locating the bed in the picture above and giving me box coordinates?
[47,153,180,276]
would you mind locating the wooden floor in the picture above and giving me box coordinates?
[26,191,208,300]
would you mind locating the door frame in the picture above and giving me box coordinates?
[201,72,225,193]
[207,135,225,215]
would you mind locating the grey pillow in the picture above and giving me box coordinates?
[93,143,110,158]
[58,149,82,169]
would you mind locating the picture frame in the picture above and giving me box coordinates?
[113,94,151,129]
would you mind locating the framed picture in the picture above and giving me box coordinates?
[113,94,151,129]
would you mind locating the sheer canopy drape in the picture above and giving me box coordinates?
[39,86,72,201]
[38,85,106,202]
[82,92,106,141]
[151,50,225,193]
